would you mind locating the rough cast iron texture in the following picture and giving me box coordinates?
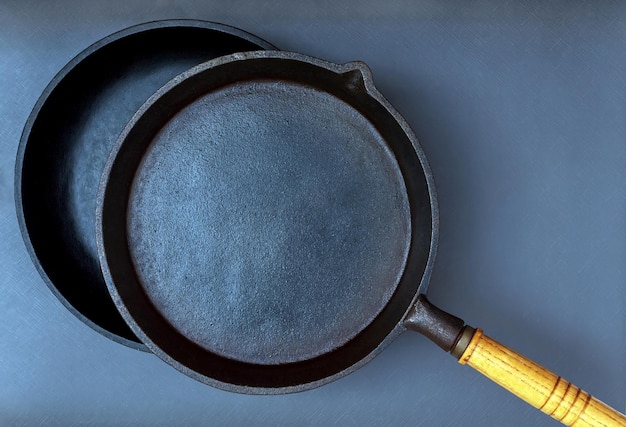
[97,51,438,393]
[15,20,275,349]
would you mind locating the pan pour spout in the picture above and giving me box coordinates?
[405,295,626,426]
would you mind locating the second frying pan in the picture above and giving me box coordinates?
[96,51,625,425]
[15,20,274,349]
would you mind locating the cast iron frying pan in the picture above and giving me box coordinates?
[96,51,625,425]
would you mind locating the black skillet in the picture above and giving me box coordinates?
[96,51,625,424]
[15,20,274,349]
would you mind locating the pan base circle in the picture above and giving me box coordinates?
[128,81,410,365]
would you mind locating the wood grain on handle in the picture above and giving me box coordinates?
[458,328,626,427]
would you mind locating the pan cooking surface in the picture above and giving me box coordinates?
[127,81,411,364]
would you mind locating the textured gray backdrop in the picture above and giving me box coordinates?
[1,1,625,426]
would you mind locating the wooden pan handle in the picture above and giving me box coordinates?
[404,296,626,426]
[457,328,626,426]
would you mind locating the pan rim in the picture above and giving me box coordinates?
[14,19,276,351]
[96,50,439,393]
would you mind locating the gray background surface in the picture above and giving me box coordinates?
[1,1,625,426]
